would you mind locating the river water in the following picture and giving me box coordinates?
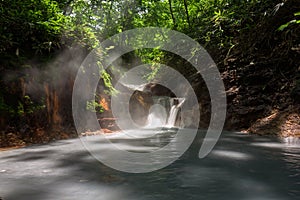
[0,129,299,200]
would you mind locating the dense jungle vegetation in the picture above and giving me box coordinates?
[0,0,299,147]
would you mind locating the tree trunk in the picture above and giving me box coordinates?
[44,83,62,128]
[168,0,176,28]
[183,0,190,28]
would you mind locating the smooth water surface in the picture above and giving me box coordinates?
[0,129,299,200]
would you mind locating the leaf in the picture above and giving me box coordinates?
[278,23,290,31]
[277,20,296,31]
[105,46,115,50]
[294,11,300,16]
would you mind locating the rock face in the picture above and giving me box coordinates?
[129,90,153,126]
[143,83,176,97]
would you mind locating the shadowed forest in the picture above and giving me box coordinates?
[0,0,299,148]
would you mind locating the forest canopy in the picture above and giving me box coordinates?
[0,0,285,58]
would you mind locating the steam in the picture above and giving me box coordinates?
[1,46,86,101]
[1,45,90,130]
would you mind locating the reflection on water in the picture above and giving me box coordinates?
[80,129,300,200]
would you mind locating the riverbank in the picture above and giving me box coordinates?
[1,111,299,150]
[247,105,300,137]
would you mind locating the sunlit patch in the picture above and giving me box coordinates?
[211,150,252,160]
[99,97,109,111]
[282,137,300,147]
[250,142,285,148]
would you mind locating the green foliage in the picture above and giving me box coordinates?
[0,0,67,56]
[100,69,117,95]
[278,11,300,31]
[135,48,167,81]
[22,95,46,114]
[129,0,278,79]
[0,0,285,128]
[0,93,45,117]
[86,100,104,113]
[0,0,280,60]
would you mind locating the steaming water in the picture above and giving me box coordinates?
[1,129,300,200]
[78,129,300,200]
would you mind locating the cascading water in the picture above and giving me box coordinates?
[165,98,185,127]
[145,96,168,128]
[146,104,168,128]
[146,97,185,128]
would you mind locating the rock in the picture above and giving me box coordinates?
[143,83,175,97]
[129,90,153,126]
[98,118,120,131]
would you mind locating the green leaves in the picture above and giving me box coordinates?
[0,0,66,55]
[278,11,300,31]
[86,100,104,113]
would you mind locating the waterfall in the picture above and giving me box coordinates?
[166,98,185,127]
[146,104,167,128]
[146,97,185,128]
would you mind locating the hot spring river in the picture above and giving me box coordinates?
[0,129,299,200]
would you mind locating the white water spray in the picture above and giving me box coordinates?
[146,104,168,128]
[166,98,185,127]
[146,97,185,128]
